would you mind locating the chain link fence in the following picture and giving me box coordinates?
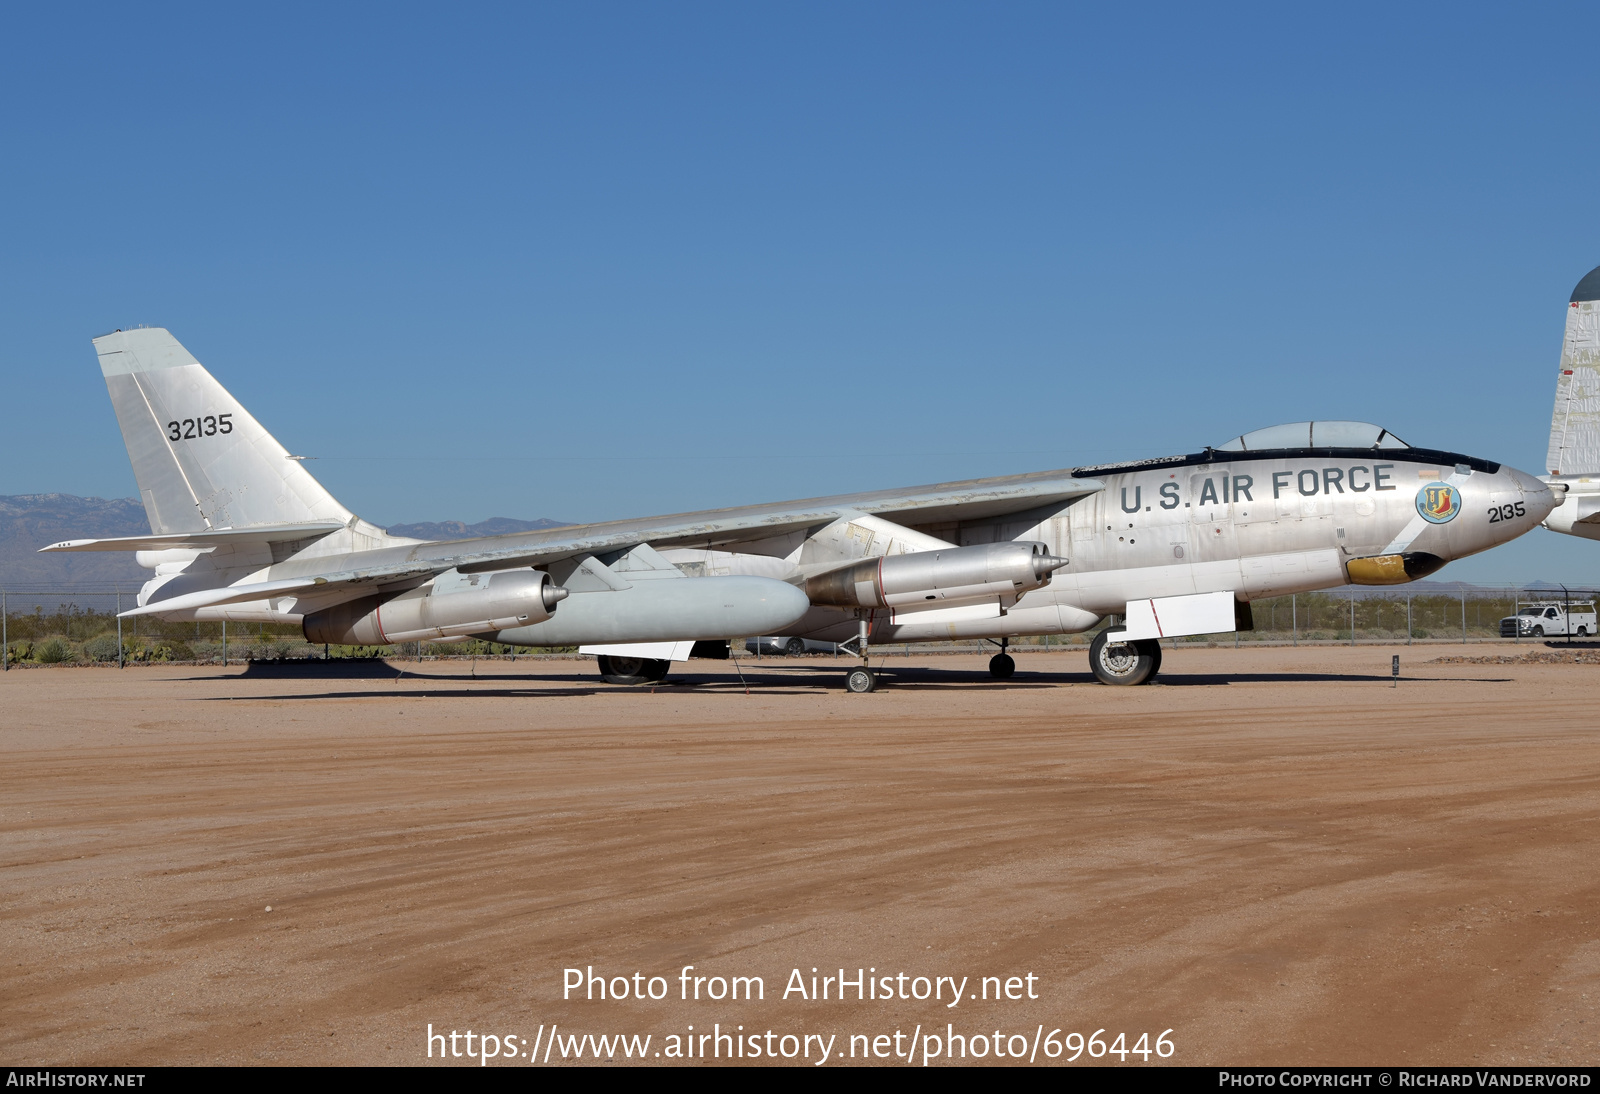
[3,584,1596,668]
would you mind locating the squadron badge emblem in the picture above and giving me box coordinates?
[1415,482,1462,524]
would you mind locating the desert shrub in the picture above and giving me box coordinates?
[147,641,195,662]
[35,639,73,663]
[6,641,31,663]
[83,634,123,662]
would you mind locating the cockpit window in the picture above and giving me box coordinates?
[1214,421,1412,452]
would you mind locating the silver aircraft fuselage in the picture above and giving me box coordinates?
[693,444,1554,646]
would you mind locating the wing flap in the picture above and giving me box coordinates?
[118,562,442,617]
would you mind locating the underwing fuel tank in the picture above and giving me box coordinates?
[304,570,567,644]
[804,541,1070,609]
[488,575,810,646]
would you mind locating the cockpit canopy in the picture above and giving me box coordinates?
[1214,421,1412,452]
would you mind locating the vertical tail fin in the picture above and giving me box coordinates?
[95,327,354,535]
[1546,265,1600,476]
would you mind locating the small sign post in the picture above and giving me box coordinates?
[1391,654,1400,687]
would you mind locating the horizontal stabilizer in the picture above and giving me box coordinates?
[41,522,347,553]
[1572,495,1600,525]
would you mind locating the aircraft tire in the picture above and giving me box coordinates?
[597,655,670,685]
[1089,631,1157,686]
[1142,640,1163,679]
[989,653,1016,679]
[785,637,807,657]
[846,668,877,693]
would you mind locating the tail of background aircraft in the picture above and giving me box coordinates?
[1542,265,1600,541]
[95,327,355,535]
[1546,265,1600,476]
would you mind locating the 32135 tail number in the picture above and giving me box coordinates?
[166,414,233,441]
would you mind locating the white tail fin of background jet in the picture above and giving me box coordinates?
[1546,265,1600,476]
[95,327,355,535]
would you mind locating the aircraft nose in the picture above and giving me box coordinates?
[1510,467,1559,523]
[1466,464,1557,551]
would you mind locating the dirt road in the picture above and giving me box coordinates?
[2,646,1596,1066]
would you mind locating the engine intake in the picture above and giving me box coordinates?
[1345,552,1447,586]
[803,541,1069,610]
[304,570,568,645]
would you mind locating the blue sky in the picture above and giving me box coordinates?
[3,2,1597,583]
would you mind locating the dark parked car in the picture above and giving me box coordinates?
[745,636,838,656]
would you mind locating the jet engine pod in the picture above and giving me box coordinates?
[804,541,1070,609]
[1345,552,1447,586]
[304,570,567,645]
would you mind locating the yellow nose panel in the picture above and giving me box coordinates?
[1346,554,1411,585]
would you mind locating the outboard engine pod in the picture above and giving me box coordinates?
[803,541,1069,609]
[304,570,567,645]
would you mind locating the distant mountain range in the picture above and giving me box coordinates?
[0,495,151,589]
[0,495,568,590]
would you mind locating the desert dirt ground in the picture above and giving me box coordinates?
[2,645,1598,1067]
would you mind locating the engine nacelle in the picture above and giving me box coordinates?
[803,541,1069,610]
[303,570,568,645]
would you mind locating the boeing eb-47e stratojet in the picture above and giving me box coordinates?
[47,327,1555,691]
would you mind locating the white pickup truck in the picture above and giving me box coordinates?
[1499,602,1598,638]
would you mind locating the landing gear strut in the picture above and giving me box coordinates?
[844,615,876,693]
[988,637,1015,680]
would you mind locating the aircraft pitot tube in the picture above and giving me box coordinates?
[803,541,1070,610]
[303,570,568,645]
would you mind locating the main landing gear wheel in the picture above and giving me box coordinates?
[1089,631,1161,686]
[989,653,1016,679]
[596,655,670,686]
[846,667,877,693]
[784,637,806,657]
